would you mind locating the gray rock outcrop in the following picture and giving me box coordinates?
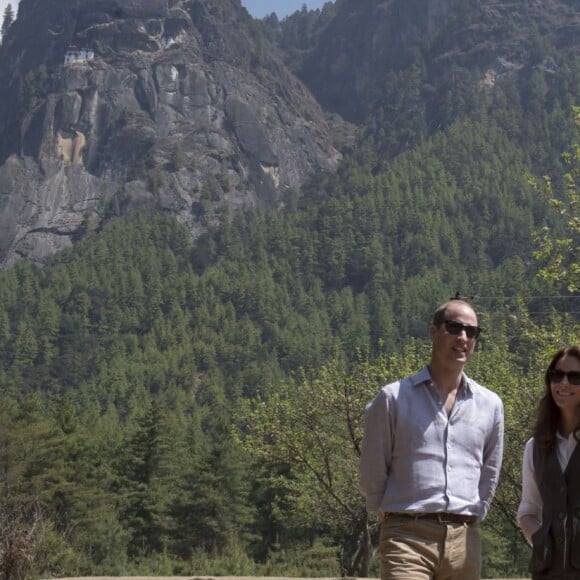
[0,0,344,267]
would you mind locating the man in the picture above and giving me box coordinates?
[359,299,504,579]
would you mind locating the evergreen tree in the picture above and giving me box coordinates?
[531,105,579,291]
[1,4,13,39]
[170,380,256,555]
[118,400,177,557]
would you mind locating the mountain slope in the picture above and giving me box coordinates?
[295,0,580,123]
[0,0,344,266]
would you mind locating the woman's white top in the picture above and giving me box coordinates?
[517,433,578,539]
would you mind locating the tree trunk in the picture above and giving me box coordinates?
[346,514,372,577]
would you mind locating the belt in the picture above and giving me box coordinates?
[388,512,478,525]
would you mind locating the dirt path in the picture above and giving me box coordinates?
[49,576,527,580]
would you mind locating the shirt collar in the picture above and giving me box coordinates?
[412,365,474,394]
[556,431,578,445]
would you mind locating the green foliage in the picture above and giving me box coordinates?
[19,65,48,114]
[0,36,578,577]
[0,161,573,576]
[148,167,164,194]
[260,2,336,72]
[0,503,67,580]
[170,142,185,171]
[233,342,429,576]
[531,105,580,291]
[118,401,177,556]
[475,308,580,577]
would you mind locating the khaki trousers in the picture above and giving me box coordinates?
[379,514,481,580]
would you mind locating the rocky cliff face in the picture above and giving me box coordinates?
[0,0,344,267]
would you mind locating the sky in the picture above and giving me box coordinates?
[241,0,328,19]
[1,0,16,23]
[0,1,330,26]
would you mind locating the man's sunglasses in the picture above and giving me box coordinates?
[443,320,481,340]
[548,369,580,386]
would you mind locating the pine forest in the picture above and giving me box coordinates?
[0,1,579,578]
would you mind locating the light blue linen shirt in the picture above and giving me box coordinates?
[359,366,504,519]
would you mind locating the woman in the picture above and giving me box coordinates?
[517,345,580,579]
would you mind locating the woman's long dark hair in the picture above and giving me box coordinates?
[533,345,580,452]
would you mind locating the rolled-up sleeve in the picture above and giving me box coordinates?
[479,398,504,519]
[359,388,392,513]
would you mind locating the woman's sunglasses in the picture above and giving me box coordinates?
[548,369,580,386]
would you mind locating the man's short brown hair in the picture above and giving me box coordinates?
[431,299,475,327]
